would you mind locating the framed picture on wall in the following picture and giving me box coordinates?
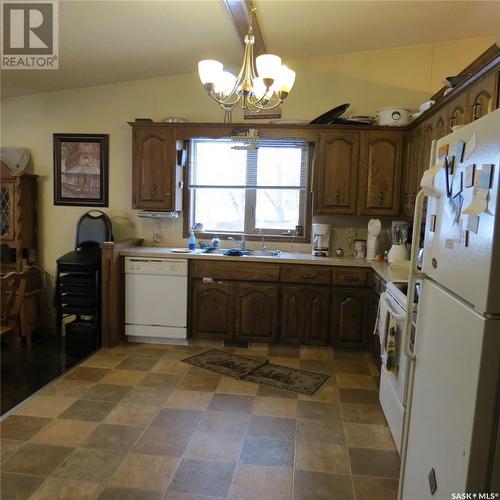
[53,133,109,206]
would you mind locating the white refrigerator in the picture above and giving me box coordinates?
[399,109,500,500]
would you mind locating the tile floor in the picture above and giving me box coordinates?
[0,342,399,500]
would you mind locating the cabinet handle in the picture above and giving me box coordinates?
[303,273,317,279]
[165,192,171,197]
[379,192,385,205]
[151,184,156,196]
[336,191,340,204]
[449,114,456,128]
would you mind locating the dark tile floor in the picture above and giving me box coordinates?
[0,342,399,499]
[1,334,85,415]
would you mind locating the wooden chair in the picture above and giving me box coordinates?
[1,270,28,344]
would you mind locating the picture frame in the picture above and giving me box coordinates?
[53,133,109,206]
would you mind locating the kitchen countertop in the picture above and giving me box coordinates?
[371,261,410,283]
[120,245,411,283]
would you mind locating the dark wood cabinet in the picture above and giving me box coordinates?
[433,106,448,141]
[191,280,234,340]
[401,130,417,218]
[132,127,176,210]
[314,131,359,215]
[330,287,371,349]
[358,131,403,216]
[280,284,329,345]
[467,70,499,122]
[304,286,330,345]
[235,283,278,342]
[280,285,307,344]
[447,92,468,132]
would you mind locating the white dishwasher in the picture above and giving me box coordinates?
[125,257,188,343]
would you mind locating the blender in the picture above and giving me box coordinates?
[387,220,409,263]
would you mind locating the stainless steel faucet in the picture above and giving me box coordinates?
[259,228,266,252]
[228,235,246,250]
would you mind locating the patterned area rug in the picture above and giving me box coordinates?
[182,349,329,395]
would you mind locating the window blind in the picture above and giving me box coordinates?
[188,137,309,190]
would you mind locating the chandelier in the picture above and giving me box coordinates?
[197,7,295,122]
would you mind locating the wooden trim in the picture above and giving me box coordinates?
[100,238,142,347]
[223,0,266,56]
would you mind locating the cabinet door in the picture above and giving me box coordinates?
[0,181,15,241]
[401,130,419,218]
[280,285,306,344]
[433,106,448,141]
[235,283,278,342]
[314,132,359,215]
[358,131,403,216]
[304,286,330,345]
[132,127,175,210]
[331,287,370,349]
[467,70,499,122]
[447,92,468,132]
[191,280,234,340]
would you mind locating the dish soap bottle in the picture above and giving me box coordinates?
[188,231,196,251]
[212,235,220,249]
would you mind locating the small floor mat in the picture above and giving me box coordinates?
[182,349,329,395]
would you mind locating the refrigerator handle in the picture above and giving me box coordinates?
[402,188,426,361]
[397,139,436,500]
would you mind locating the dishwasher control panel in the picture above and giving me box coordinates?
[125,257,188,276]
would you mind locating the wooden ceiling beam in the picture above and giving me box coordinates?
[223,0,267,56]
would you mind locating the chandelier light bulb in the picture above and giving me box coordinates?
[214,71,237,95]
[277,65,296,94]
[256,54,282,86]
[198,60,223,88]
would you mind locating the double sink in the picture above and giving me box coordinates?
[200,248,282,257]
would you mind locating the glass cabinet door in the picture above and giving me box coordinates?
[0,183,14,240]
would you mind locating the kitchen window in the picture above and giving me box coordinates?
[187,137,311,239]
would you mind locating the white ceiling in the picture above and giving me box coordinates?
[2,0,499,98]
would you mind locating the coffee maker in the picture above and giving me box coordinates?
[312,224,331,257]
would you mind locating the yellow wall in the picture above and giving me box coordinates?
[1,36,495,274]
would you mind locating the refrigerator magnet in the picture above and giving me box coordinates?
[464,164,475,188]
[452,171,463,198]
[429,214,437,232]
[464,132,477,160]
[455,140,466,163]
[479,164,494,189]
[467,214,480,234]
[461,229,470,248]
[445,156,455,197]
[438,144,449,160]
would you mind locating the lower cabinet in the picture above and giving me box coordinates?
[191,280,234,340]
[280,285,330,345]
[189,263,371,348]
[235,283,279,342]
[330,287,371,349]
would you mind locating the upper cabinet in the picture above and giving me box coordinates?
[358,131,403,216]
[314,129,403,217]
[314,131,359,215]
[447,91,468,133]
[131,126,183,211]
[467,70,499,122]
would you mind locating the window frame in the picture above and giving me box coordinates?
[183,136,313,243]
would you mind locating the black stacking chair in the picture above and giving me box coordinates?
[55,211,113,351]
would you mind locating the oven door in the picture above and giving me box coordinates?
[379,291,409,404]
